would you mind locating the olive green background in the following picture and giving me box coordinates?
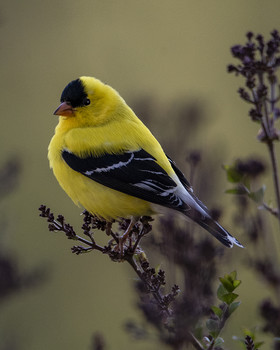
[1,1,280,349]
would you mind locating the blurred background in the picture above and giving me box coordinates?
[0,1,280,349]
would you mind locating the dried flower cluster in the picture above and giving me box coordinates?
[39,205,180,318]
[130,213,228,349]
[228,30,280,223]
[228,30,280,350]
[39,203,239,350]
[228,30,280,135]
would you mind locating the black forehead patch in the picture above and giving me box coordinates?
[60,79,87,108]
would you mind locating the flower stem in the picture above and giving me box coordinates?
[267,141,280,225]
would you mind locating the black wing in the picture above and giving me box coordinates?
[62,148,188,211]
[62,148,244,248]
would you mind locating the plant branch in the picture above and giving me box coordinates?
[187,331,204,350]
[125,255,172,317]
[267,141,280,224]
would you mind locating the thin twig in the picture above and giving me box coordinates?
[187,331,204,350]
[261,202,279,217]
[267,141,280,225]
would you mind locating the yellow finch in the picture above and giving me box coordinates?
[48,76,243,248]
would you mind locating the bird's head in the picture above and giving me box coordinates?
[54,76,125,127]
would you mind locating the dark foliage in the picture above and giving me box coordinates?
[228,30,280,350]
[40,203,243,349]
[260,300,280,350]
[228,30,280,222]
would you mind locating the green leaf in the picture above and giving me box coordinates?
[225,187,248,195]
[243,327,255,339]
[220,292,239,305]
[193,323,204,341]
[229,271,237,281]
[217,283,228,301]
[223,165,243,183]
[206,319,220,338]
[229,301,241,315]
[219,277,234,292]
[233,279,241,289]
[219,271,241,293]
[211,306,223,318]
[214,337,225,347]
[206,319,220,332]
[248,185,266,203]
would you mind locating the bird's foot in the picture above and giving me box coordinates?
[105,221,113,235]
[116,217,139,257]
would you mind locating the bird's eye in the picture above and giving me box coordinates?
[84,98,91,106]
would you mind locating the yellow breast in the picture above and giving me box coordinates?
[48,135,155,219]
[48,104,174,220]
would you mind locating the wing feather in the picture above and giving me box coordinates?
[62,149,188,211]
[167,156,192,191]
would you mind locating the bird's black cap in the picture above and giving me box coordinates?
[60,79,87,108]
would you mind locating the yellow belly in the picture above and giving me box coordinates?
[52,160,155,220]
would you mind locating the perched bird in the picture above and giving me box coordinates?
[48,76,243,248]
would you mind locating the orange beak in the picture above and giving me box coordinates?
[53,102,74,117]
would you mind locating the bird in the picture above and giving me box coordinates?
[48,76,243,249]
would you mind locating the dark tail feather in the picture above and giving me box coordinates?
[196,216,243,248]
[186,209,244,248]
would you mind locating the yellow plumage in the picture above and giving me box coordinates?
[48,76,243,248]
[48,76,175,219]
